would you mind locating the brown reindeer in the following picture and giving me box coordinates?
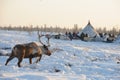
[5,35,51,67]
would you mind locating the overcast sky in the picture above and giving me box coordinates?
[0,0,120,29]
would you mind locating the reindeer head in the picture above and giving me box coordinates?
[42,45,51,56]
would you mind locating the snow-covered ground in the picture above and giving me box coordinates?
[0,30,120,80]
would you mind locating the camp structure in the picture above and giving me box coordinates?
[78,21,100,41]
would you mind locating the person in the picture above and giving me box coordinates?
[65,31,68,36]
[68,32,73,40]
[72,32,76,39]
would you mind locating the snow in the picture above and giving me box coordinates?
[0,30,120,80]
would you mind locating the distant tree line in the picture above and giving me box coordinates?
[0,24,82,33]
[0,24,120,35]
[96,27,120,35]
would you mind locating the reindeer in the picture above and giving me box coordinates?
[5,32,51,67]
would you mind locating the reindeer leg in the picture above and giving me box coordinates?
[29,57,32,64]
[38,55,42,62]
[17,53,25,67]
[35,58,39,63]
[36,55,42,63]
[17,58,23,67]
[5,56,15,66]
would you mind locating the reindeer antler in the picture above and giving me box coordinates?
[37,30,45,46]
[45,34,51,47]
[37,30,51,47]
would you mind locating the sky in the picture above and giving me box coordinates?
[0,0,120,29]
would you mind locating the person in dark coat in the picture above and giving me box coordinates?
[68,32,73,40]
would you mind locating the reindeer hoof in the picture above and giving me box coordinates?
[5,63,7,66]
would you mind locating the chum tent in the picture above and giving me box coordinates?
[78,21,100,41]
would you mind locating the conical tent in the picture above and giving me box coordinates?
[78,21,101,41]
[78,21,100,38]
